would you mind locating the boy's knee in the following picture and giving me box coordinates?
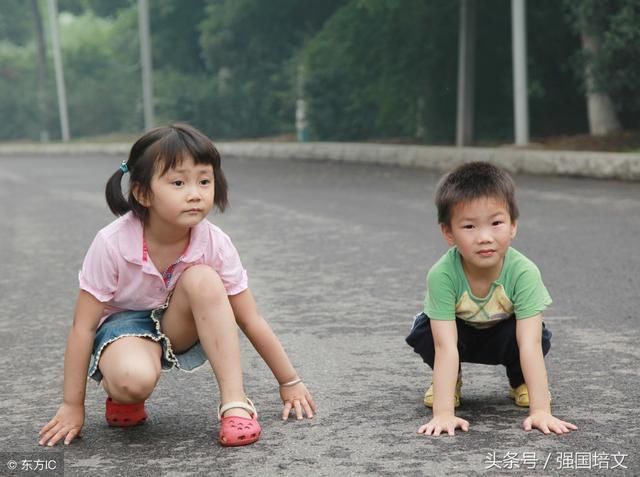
[542,324,552,356]
[406,313,436,367]
[179,264,225,299]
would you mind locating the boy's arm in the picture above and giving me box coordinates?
[431,320,460,414]
[516,314,577,434]
[229,289,316,420]
[516,315,550,412]
[418,319,469,436]
[39,290,104,446]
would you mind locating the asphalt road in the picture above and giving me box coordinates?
[1,154,639,476]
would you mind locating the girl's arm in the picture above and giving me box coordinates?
[516,314,577,434]
[228,289,316,420]
[39,290,105,446]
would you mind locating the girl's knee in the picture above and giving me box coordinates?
[104,365,160,403]
[178,264,225,299]
[99,337,162,400]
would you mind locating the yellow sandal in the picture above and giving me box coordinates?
[424,376,462,408]
[508,383,552,407]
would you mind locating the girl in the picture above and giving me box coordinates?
[39,124,316,447]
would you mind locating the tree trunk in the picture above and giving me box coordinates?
[456,0,476,146]
[31,0,49,142]
[581,28,621,136]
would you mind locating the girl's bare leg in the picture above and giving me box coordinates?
[161,265,249,417]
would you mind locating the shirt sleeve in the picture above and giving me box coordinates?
[423,266,457,320]
[78,232,118,303]
[512,263,552,319]
[213,230,248,296]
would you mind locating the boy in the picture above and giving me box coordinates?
[406,162,577,436]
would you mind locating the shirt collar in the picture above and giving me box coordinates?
[182,219,208,263]
[119,212,208,265]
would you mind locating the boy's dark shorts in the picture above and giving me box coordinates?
[405,312,552,370]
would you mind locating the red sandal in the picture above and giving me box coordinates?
[105,397,148,427]
[218,398,261,447]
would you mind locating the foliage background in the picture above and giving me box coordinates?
[0,0,637,143]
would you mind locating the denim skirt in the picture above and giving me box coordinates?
[88,303,208,383]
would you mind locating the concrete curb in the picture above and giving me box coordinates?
[2,141,639,181]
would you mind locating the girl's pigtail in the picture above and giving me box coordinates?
[105,169,131,216]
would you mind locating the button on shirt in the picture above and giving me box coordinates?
[79,212,248,327]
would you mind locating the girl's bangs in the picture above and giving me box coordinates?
[151,128,220,175]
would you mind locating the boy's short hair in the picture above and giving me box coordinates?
[435,161,519,225]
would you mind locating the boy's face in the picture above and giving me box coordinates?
[441,196,517,276]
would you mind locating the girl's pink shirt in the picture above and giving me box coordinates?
[79,212,248,327]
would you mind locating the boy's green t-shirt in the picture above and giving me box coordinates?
[423,247,552,329]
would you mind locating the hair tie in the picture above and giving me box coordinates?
[119,161,129,173]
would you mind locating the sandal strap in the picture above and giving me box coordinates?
[218,398,257,420]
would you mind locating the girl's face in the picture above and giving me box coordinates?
[441,196,517,277]
[138,155,215,229]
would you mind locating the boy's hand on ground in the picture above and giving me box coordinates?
[417,414,469,436]
[522,411,577,435]
[38,403,84,447]
[280,382,317,421]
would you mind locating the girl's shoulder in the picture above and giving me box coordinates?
[96,213,139,239]
[187,219,239,262]
[89,213,143,261]
[196,219,233,244]
[199,218,225,235]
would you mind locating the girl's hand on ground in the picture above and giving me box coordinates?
[523,411,577,435]
[38,403,84,447]
[417,414,469,436]
[280,382,317,420]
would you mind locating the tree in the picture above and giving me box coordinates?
[301,0,458,142]
[58,0,134,17]
[1,0,636,142]
[59,9,142,136]
[301,0,593,143]
[562,0,634,135]
[199,0,345,138]
[527,0,585,137]
[0,0,34,45]
[31,0,50,141]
